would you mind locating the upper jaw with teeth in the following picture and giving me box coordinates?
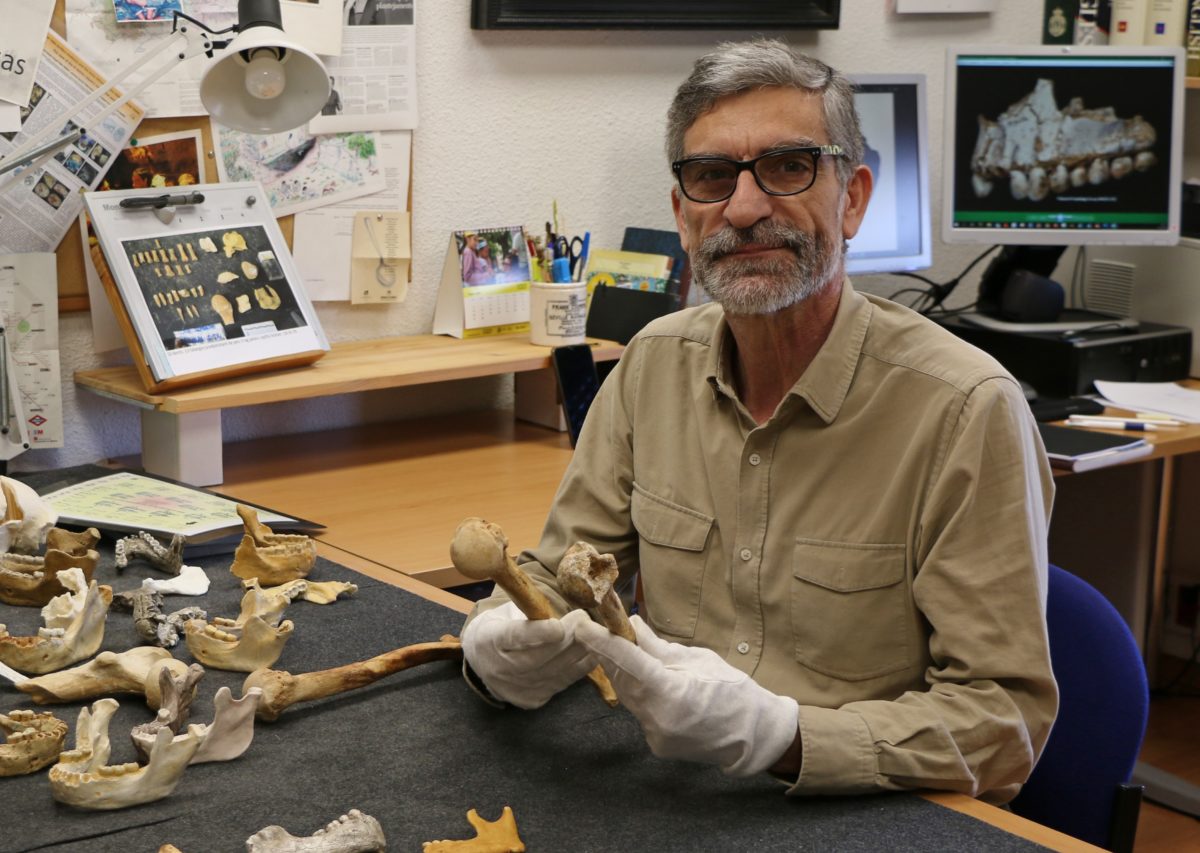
[970,78,1158,201]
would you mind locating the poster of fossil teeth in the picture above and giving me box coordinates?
[118,225,307,352]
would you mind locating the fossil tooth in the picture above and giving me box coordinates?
[1009,170,1029,201]
[0,477,58,555]
[198,236,218,253]
[1135,150,1156,172]
[0,709,67,776]
[242,260,259,280]
[223,230,248,258]
[230,505,316,586]
[217,271,240,284]
[0,572,112,674]
[1027,166,1049,202]
[1110,155,1133,179]
[246,808,386,853]
[17,647,189,709]
[49,699,202,810]
[1049,162,1070,194]
[1087,157,1109,185]
[185,614,294,672]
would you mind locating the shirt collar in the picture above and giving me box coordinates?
[704,279,873,424]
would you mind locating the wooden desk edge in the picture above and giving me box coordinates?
[316,543,472,616]
[921,792,1103,851]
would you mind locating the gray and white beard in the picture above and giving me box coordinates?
[691,220,843,316]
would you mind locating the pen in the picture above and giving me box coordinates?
[1067,414,1183,427]
[575,231,590,282]
[1067,417,1174,431]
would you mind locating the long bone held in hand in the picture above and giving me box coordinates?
[557,542,636,644]
[449,517,618,707]
[16,647,189,709]
[243,637,463,722]
[246,809,386,853]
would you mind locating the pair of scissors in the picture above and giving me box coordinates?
[555,235,585,279]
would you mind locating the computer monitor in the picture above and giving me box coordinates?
[943,45,1186,247]
[845,74,932,275]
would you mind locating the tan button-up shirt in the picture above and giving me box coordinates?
[473,280,1057,804]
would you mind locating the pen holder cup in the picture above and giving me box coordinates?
[529,281,588,347]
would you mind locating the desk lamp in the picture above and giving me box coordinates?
[0,0,330,180]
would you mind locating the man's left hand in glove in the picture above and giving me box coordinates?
[573,614,800,778]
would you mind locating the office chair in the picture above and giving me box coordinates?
[1009,564,1148,852]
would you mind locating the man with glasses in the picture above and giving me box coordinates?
[462,40,1057,803]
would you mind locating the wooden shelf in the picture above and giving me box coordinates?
[76,333,623,414]
[1187,76,1200,90]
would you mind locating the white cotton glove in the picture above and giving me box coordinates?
[574,614,800,777]
[461,602,597,710]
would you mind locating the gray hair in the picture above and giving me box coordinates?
[665,39,863,187]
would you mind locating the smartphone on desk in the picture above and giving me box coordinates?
[551,344,601,447]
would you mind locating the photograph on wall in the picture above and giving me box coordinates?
[84,181,328,390]
[111,0,184,23]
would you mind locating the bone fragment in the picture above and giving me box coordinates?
[223,230,248,257]
[212,294,235,324]
[112,586,206,647]
[49,699,202,810]
[557,542,636,644]
[450,517,618,706]
[115,531,185,575]
[131,673,263,765]
[0,709,67,776]
[217,271,240,284]
[244,637,463,722]
[261,578,358,605]
[142,564,211,596]
[198,236,218,253]
[254,285,282,310]
[242,260,259,280]
[231,505,316,585]
[0,574,112,674]
[0,477,58,555]
[130,664,204,760]
[46,526,101,553]
[185,614,294,672]
[423,806,525,853]
[17,647,189,709]
[246,809,386,853]
[237,293,252,313]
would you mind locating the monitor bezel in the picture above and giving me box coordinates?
[846,73,933,275]
[941,44,1185,248]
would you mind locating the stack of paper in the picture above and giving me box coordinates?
[1093,380,1200,423]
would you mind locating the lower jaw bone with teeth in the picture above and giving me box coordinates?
[0,546,101,607]
[131,678,263,766]
[49,698,202,810]
[0,571,112,674]
[231,505,317,585]
[115,532,186,576]
[246,809,386,853]
[970,78,1158,201]
[423,806,526,853]
[17,647,190,709]
[0,709,68,776]
[185,614,295,672]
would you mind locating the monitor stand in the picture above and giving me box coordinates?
[959,310,1140,335]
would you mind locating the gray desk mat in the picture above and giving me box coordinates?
[1,475,1049,852]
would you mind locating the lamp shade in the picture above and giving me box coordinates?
[199,25,331,134]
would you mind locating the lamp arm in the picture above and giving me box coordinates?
[0,19,224,179]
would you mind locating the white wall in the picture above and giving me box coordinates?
[22,0,1042,473]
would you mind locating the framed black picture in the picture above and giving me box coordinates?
[471,0,840,30]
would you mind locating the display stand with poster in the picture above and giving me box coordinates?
[83,181,329,393]
[432,225,531,338]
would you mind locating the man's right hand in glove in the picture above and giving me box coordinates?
[461,603,595,709]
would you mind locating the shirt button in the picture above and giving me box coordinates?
[737,641,750,654]
[739,548,752,561]
[748,453,761,466]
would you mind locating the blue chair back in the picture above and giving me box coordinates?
[1009,564,1149,849]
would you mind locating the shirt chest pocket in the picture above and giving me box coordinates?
[631,483,714,640]
[790,539,912,681]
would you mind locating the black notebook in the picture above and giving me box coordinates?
[1037,423,1153,472]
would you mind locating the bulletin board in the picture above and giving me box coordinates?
[45,0,414,313]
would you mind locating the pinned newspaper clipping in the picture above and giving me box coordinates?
[0,0,54,112]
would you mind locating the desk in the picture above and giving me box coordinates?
[0,499,1097,851]
[75,333,623,487]
[1047,384,1200,680]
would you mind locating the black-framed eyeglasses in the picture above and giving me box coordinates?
[671,145,844,203]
